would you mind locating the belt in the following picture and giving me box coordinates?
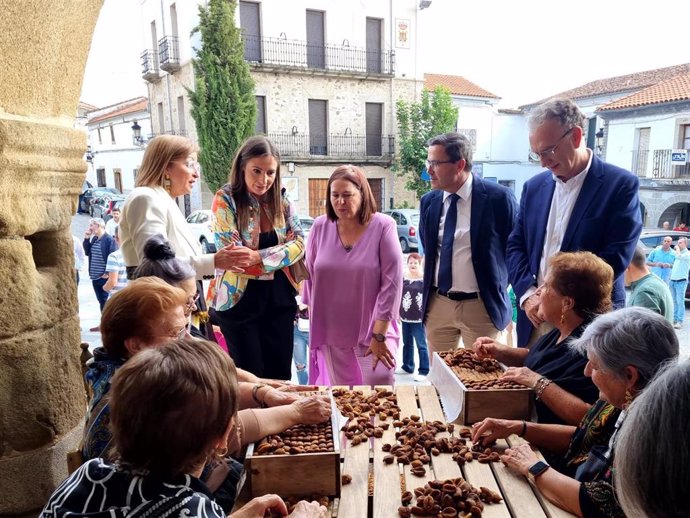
[434,288,478,301]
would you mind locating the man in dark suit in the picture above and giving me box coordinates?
[507,98,642,347]
[419,133,517,353]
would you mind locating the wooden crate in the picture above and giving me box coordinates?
[429,352,532,424]
[245,391,341,498]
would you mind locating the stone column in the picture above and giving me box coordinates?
[0,1,103,514]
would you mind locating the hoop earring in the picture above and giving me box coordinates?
[215,446,228,458]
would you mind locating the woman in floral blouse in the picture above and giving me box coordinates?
[210,136,305,380]
[471,307,678,518]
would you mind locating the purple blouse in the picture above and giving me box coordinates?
[304,213,403,353]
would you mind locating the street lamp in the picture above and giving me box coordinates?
[131,121,146,146]
[595,127,604,156]
[419,0,432,9]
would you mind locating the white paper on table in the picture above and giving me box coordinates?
[428,352,464,422]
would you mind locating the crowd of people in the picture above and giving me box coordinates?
[53,96,690,517]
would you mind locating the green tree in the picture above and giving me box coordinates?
[393,86,458,199]
[188,0,256,193]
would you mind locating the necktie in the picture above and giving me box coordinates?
[438,193,459,294]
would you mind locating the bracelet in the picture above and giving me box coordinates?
[252,383,268,408]
[519,420,527,438]
[534,377,552,401]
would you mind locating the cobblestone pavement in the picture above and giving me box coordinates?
[72,213,690,384]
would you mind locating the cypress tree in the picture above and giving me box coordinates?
[189,0,256,193]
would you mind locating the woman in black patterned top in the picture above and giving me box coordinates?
[399,253,430,381]
[471,308,678,518]
[41,337,326,518]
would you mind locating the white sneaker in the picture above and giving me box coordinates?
[395,368,413,375]
[674,323,683,329]
[413,374,428,382]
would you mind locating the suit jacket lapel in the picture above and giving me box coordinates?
[470,174,487,251]
[532,175,555,270]
[427,191,443,264]
[561,156,605,251]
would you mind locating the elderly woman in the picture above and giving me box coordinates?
[472,307,679,518]
[119,135,236,279]
[43,338,326,518]
[304,165,403,386]
[210,136,305,380]
[474,251,612,425]
[615,361,690,518]
[82,277,330,510]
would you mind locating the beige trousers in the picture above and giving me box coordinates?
[425,292,500,355]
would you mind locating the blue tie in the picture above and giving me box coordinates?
[438,193,459,294]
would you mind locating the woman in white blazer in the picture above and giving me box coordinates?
[119,135,245,280]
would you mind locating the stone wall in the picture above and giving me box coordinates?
[0,0,103,513]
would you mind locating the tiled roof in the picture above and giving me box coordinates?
[598,72,690,111]
[424,73,499,99]
[88,97,149,124]
[522,63,690,107]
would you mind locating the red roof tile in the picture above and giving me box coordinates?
[424,73,499,99]
[522,63,690,107]
[598,72,690,111]
[89,97,149,124]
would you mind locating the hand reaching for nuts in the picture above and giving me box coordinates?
[290,395,331,425]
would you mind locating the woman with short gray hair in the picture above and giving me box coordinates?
[615,360,690,518]
[471,307,678,518]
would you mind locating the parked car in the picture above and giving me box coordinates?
[77,180,94,213]
[80,187,121,214]
[91,198,124,222]
[383,209,420,253]
[186,210,216,253]
[637,229,690,256]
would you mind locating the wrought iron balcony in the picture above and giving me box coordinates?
[141,50,160,82]
[243,35,395,77]
[267,132,395,162]
[649,149,690,179]
[158,36,181,73]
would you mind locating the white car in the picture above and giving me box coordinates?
[298,216,314,244]
[186,210,216,253]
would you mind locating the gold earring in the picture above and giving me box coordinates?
[560,312,566,325]
[624,389,633,408]
[215,446,228,458]
[163,175,171,192]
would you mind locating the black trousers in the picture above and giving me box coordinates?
[214,274,296,380]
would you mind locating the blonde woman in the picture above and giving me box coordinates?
[119,135,237,280]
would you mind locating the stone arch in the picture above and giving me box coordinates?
[639,201,648,227]
[0,1,104,513]
[658,201,690,228]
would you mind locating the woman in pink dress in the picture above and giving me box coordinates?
[304,165,403,386]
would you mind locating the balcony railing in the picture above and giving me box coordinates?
[243,35,395,76]
[158,36,180,73]
[141,50,160,82]
[267,132,395,161]
[631,149,649,177]
[651,149,690,179]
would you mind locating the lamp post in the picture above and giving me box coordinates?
[131,121,145,146]
[595,127,604,156]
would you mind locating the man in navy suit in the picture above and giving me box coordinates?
[507,98,642,347]
[419,133,517,353]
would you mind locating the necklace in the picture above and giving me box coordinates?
[343,244,353,252]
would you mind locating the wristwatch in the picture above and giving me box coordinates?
[527,460,550,482]
[372,332,386,343]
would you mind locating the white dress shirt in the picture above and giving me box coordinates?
[520,150,593,307]
[433,174,479,293]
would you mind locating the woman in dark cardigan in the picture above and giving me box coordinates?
[475,251,613,426]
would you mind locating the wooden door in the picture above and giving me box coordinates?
[113,169,123,192]
[367,178,383,212]
[366,18,382,73]
[306,10,325,69]
[240,1,262,62]
[309,178,328,217]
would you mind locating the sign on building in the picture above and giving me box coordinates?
[671,150,688,164]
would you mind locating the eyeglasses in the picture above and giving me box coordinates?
[528,128,574,162]
[178,160,200,172]
[425,159,458,170]
[185,293,200,315]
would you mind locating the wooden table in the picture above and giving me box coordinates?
[236,384,576,518]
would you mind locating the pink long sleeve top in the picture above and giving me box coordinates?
[304,213,403,356]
